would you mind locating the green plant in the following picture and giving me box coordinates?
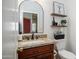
[61,20,67,24]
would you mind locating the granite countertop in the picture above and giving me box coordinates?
[18,39,58,49]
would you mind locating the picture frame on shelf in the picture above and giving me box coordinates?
[53,1,65,15]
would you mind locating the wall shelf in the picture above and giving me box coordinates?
[51,25,67,27]
[51,13,67,17]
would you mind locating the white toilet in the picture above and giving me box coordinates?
[56,39,76,59]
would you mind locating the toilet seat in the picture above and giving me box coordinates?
[59,50,76,59]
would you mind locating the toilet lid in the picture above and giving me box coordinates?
[59,50,76,59]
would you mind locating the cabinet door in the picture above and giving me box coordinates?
[37,53,54,59]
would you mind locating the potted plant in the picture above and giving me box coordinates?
[61,20,67,26]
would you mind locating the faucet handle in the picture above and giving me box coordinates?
[22,36,29,40]
[36,35,39,39]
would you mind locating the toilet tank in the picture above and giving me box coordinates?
[56,39,67,50]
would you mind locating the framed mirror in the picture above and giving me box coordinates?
[19,0,44,34]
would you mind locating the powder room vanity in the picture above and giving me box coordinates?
[18,44,54,59]
[17,39,57,59]
[18,40,54,59]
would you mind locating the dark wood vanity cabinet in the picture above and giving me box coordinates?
[18,44,54,59]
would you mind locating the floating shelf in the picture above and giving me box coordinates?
[51,13,67,17]
[51,25,67,27]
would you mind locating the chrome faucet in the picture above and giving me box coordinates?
[32,33,34,40]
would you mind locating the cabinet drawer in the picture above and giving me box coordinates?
[18,48,38,58]
[37,45,53,54]
[38,45,51,53]
[37,53,54,59]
